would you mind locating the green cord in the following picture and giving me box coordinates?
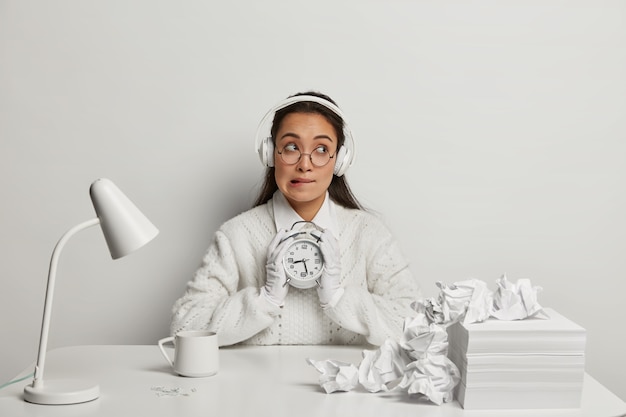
[0,373,34,390]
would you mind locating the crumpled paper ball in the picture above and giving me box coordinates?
[396,353,461,405]
[306,358,359,393]
[400,311,450,358]
[413,297,446,325]
[436,279,493,324]
[491,274,546,320]
[358,339,410,392]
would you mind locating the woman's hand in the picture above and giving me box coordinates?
[317,229,344,308]
[261,228,294,307]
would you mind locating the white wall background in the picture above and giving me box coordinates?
[1,0,625,402]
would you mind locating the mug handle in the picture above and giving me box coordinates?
[157,336,175,368]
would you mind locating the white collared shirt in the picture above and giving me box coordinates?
[272,191,339,236]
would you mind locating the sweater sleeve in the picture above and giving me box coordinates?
[322,215,421,346]
[170,229,281,346]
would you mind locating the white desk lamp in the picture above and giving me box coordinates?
[23,178,159,405]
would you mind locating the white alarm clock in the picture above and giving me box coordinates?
[282,222,325,289]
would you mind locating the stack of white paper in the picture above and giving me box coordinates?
[447,308,586,410]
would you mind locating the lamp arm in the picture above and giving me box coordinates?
[30,218,101,389]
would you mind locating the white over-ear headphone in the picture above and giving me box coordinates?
[254,94,355,177]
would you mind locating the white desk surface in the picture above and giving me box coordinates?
[1,345,624,417]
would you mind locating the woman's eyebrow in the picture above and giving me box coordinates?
[278,133,335,142]
[279,132,300,140]
[313,134,335,142]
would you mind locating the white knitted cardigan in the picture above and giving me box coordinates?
[170,200,421,347]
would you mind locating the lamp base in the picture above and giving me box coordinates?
[24,380,100,405]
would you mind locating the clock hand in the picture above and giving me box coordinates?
[293,258,309,274]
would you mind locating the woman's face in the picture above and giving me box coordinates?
[274,112,337,219]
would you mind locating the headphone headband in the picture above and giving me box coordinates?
[254,95,356,176]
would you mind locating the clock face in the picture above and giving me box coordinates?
[283,238,324,289]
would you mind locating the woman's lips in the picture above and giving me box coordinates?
[290,178,314,185]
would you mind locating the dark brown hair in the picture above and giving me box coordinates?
[253,91,362,210]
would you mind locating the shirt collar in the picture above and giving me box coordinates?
[272,191,338,235]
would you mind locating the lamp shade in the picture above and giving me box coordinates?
[89,178,159,259]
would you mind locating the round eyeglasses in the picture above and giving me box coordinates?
[276,144,335,167]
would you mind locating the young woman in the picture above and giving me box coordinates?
[170,91,421,347]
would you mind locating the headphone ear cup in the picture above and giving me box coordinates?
[333,146,350,177]
[258,137,274,167]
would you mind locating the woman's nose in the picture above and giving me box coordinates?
[296,153,313,171]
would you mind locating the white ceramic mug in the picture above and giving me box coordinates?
[157,330,219,377]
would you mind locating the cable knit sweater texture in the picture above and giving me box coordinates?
[170,200,421,347]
